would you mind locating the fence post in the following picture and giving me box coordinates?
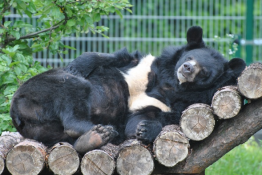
[245,0,254,65]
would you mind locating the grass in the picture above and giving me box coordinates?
[206,137,262,175]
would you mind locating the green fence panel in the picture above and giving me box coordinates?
[4,0,262,67]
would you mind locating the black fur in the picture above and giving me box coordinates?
[10,48,143,153]
[124,26,246,143]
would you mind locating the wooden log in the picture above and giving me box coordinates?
[47,142,79,175]
[180,103,215,141]
[211,86,242,119]
[0,132,23,174]
[153,98,262,174]
[80,143,117,175]
[6,139,47,175]
[153,125,190,167]
[116,139,154,175]
[238,62,262,99]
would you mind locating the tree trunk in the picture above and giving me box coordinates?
[212,86,242,119]
[47,142,79,175]
[116,139,154,175]
[153,125,189,167]
[238,63,262,99]
[80,143,117,175]
[180,103,215,141]
[153,98,262,174]
[0,132,23,174]
[6,139,46,175]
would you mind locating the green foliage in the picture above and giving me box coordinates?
[0,0,132,134]
[206,138,262,175]
[0,45,48,133]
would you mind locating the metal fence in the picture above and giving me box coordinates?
[5,0,262,67]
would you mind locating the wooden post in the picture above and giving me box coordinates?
[180,104,215,141]
[81,144,117,175]
[212,86,242,119]
[6,139,47,175]
[47,142,79,175]
[116,139,154,175]
[0,132,23,174]
[238,63,262,99]
[153,125,189,167]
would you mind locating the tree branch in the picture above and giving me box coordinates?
[6,20,64,43]
[153,98,262,174]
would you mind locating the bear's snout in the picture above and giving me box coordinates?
[182,62,195,75]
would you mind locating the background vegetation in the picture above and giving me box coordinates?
[206,137,262,175]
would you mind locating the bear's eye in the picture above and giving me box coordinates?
[199,68,210,78]
[185,57,192,61]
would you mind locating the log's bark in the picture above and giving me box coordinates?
[153,125,189,167]
[180,103,215,141]
[81,143,118,175]
[238,63,262,99]
[0,132,23,174]
[116,139,154,175]
[47,142,79,175]
[153,98,262,174]
[211,86,242,119]
[6,139,47,175]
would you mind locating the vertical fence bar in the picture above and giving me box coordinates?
[245,0,254,65]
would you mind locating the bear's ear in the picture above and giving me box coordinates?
[227,58,246,77]
[186,26,205,47]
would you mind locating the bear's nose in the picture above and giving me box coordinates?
[182,62,194,74]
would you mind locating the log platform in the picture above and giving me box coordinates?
[1,63,262,175]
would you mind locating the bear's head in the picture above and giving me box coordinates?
[175,26,246,91]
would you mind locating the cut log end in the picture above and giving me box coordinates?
[81,150,115,175]
[238,63,262,99]
[180,104,215,141]
[117,142,154,175]
[0,156,4,175]
[153,125,189,167]
[48,142,79,175]
[6,139,46,175]
[212,86,242,119]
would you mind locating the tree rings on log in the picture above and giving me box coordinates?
[81,149,115,175]
[0,152,4,175]
[212,86,242,119]
[153,125,189,167]
[238,63,262,99]
[117,139,154,175]
[48,142,79,175]
[0,132,23,174]
[180,104,215,141]
[6,139,46,175]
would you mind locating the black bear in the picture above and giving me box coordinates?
[10,26,246,153]
[10,49,144,153]
[124,26,246,143]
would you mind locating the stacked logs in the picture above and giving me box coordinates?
[1,63,262,175]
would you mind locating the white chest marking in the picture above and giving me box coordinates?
[122,54,171,112]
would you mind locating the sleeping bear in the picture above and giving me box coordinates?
[124,26,246,142]
[10,48,143,154]
[10,26,246,154]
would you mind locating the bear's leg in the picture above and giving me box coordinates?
[125,107,163,143]
[135,120,162,142]
[73,125,118,154]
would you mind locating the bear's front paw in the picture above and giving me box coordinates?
[136,120,162,143]
[74,124,118,154]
